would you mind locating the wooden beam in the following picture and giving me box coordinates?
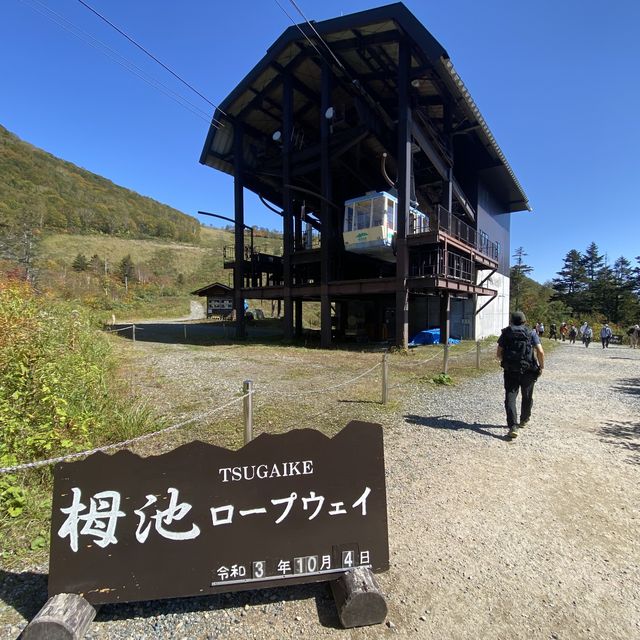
[22,593,97,640]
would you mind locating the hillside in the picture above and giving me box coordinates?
[0,124,200,242]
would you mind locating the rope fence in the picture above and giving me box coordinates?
[1,340,498,474]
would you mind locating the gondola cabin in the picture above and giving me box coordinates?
[343,191,427,262]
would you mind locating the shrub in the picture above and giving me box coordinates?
[0,277,113,469]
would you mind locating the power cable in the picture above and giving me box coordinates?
[272,0,323,59]
[287,0,347,73]
[20,0,221,127]
[75,0,226,116]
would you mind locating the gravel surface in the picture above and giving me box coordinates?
[1,340,639,639]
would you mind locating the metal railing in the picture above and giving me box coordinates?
[411,249,474,283]
[408,205,499,262]
[223,245,283,262]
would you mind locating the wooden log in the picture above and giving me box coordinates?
[330,566,388,628]
[21,593,97,640]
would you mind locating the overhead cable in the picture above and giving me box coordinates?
[20,0,221,127]
[272,0,323,59]
[75,0,226,115]
[287,0,347,73]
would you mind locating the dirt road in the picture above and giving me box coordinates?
[1,340,638,639]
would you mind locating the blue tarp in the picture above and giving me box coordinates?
[409,328,461,346]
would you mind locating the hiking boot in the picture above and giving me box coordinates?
[506,427,518,440]
[519,419,529,428]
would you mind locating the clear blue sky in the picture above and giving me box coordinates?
[2,0,639,283]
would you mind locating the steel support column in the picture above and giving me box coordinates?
[395,39,411,349]
[233,123,246,339]
[282,73,294,339]
[320,60,333,348]
[441,102,453,212]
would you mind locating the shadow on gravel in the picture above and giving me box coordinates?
[96,582,340,628]
[404,414,507,441]
[600,420,640,466]
[0,570,48,621]
[612,377,640,397]
[0,570,341,629]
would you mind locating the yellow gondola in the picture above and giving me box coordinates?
[343,191,427,262]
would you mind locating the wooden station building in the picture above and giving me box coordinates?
[200,2,530,349]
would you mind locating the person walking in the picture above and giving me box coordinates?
[549,323,558,340]
[560,322,568,341]
[497,311,545,441]
[568,324,577,344]
[629,324,640,349]
[600,323,612,349]
[583,324,593,347]
[579,321,588,339]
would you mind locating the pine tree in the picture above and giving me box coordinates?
[510,247,533,311]
[118,254,136,284]
[552,249,587,312]
[581,242,604,284]
[71,253,88,271]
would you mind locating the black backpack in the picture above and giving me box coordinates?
[501,325,535,374]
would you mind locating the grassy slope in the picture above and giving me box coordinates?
[0,124,199,242]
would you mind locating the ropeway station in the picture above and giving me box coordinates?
[200,2,530,349]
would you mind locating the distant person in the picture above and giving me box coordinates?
[582,324,593,347]
[568,324,577,344]
[600,323,612,349]
[549,323,558,340]
[560,322,568,341]
[538,321,545,338]
[497,311,545,441]
[628,324,640,349]
[579,321,588,339]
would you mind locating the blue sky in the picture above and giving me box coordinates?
[2,0,639,283]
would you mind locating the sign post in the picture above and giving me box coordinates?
[44,421,389,624]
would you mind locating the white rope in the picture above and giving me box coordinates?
[0,394,248,474]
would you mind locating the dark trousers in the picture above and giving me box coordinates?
[504,370,538,428]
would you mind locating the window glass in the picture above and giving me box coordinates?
[355,200,371,230]
[388,201,397,232]
[344,206,354,232]
[371,196,385,227]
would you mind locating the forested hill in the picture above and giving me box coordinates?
[0,124,200,243]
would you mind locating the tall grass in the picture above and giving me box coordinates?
[0,276,156,565]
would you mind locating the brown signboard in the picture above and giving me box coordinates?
[49,421,389,605]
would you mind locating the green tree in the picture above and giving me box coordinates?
[552,249,587,312]
[510,247,533,311]
[117,254,136,284]
[71,253,88,272]
[581,242,604,284]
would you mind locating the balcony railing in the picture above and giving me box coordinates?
[408,205,499,262]
[411,249,475,284]
[223,245,283,262]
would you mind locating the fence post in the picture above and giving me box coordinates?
[243,380,253,445]
[184,324,187,341]
[382,353,389,405]
[132,324,136,343]
[443,343,449,375]
[476,340,481,370]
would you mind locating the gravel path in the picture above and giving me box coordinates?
[2,341,639,639]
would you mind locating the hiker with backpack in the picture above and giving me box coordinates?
[497,311,545,441]
[582,324,593,347]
